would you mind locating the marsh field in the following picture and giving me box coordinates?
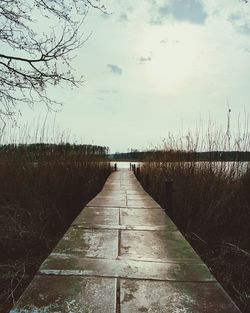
[0,144,112,313]
[0,145,250,313]
[135,157,250,313]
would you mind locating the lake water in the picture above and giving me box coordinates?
[112,161,249,176]
[111,161,140,169]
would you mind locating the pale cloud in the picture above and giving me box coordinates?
[152,0,208,25]
[160,39,180,44]
[228,12,250,35]
[107,64,123,75]
[138,54,152,64]
[12,0,250,152]
[119,13,129,22]
[237,22,250,34]
[98,89,118,94]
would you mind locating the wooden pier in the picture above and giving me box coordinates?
[10,168,240,312]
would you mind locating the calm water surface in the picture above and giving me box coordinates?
[113,161,249,176]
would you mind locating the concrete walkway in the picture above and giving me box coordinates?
[11,169,240,312]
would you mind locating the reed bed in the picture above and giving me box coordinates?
[138,143,250,312]
[0,143,112,312]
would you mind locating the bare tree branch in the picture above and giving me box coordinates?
[0,0,106,122]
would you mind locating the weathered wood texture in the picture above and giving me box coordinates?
[10,169,241,313]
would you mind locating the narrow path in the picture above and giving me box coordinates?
[11,169,240,312]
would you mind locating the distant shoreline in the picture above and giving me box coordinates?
[109,151,250,162]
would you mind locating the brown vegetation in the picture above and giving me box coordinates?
[0,144,111,312]
[138,157,250,313]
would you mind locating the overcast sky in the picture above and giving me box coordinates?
[8,0,250,152]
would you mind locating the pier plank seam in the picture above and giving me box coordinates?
[10,169,241,313]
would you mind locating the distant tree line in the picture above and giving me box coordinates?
[109,150,250,162]
[0,143,109,157]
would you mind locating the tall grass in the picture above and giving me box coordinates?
[0,142,111,312]
[138,122,250,313]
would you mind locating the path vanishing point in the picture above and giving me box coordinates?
[10,168,241,312]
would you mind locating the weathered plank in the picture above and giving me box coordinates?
[10,169,241,313]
